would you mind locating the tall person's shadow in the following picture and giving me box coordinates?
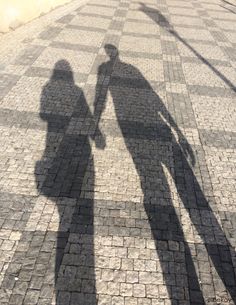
[35,60,105,305]
[95,45,236,304]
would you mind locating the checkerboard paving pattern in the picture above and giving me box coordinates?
[0,0,236,304]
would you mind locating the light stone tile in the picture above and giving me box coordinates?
[0,126,47,196]
[182,62,235,87]
[174,27,215,41]
[168,7,199,16]
[166,0,193,7]
[217,20,236,31]
[207,10,236,20]
[55,27,104,47]
[170,15,205,27]
[80,5,116,16]
[204,147,236,212]
[177,41,228,61]
[91,135,143,203]
[33,47,96,73]
[89,0,118,7]
[123,22,160,35]
[191,95,236,132]
[0,76,47,112]
[70,15,111,29]
[119,35,162,54]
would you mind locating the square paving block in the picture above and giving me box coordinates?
[33,47,97,74]
[70,15,111,30]
[55,28,104,48]
[119,35,162,55]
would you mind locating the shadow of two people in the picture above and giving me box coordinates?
[36,44,236,305]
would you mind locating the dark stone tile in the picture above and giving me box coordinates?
[188,85,235,97]
[50,41,99,54]
[181,56,231,67]
[66,24,106,33]
[79,12,113,19]
[120,49,162,60]
[123,31,160,39]
[0,192,35,231]
[163,61,186,83]
[109,20,124,31]
[14,45,45,66]
[114,9,128,17]
[161,40,179,55]
[0,73,20,99]
[39,27,62,40]
[223,47,236,61]
[199,129,236,149]
[25,66,88,83]
[56,14,75,24]
[210,31,228,42]
[0,108,70,132]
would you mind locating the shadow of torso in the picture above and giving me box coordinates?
[99,57,175,213]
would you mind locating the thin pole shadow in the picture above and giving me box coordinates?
[35,60,105,305]
[95,44,236,304]
[222,0,236,7]
[220,4,236,14]
[139,3,236,92]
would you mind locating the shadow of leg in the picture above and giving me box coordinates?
[172,143,236,303]
[143,170,205,304]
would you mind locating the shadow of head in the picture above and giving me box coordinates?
[51,59,74,82]
[104,43,119,60]
[40,59,79,120]
[139,2,171,28]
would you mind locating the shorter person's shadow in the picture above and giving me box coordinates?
[35,60,105,305]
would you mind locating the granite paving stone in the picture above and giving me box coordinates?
[0,0,236,304]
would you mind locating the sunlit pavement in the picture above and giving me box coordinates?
[0,0,236,304]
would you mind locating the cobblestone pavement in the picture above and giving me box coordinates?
[0,0,236,304]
